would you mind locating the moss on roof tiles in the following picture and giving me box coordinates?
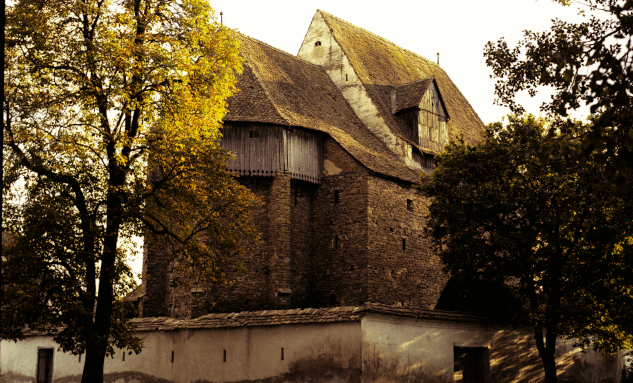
[224,34,420,183]
[318,11,484,146]
[393,77,434,113]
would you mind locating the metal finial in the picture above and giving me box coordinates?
[437,52,439,65]
[220,11,223,25]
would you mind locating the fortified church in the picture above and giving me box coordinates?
[141,10,483,320]
[1,10,624,383]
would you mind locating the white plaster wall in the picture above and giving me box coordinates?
[298,13,409,164]
[361,313,624,383]
[0,336,85,381]
[1,322,362,383]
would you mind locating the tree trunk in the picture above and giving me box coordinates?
[80,155,124,383]
[81,344,107,383]
[534,327,558,383]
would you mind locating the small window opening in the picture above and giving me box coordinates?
[281,348,285,360]
[250,130,259,139]
[171,351,174,363]
[345,73,348,81]
[334,235,339,248]
[122,352,125,362]
[78,354,81,363]
[334,190,339,205]
[412,147,422,166]
[402,238,406,251]
[223,350,227,362]
[407,199,413,211]
[390,227,393,232]
[315,41,321,46]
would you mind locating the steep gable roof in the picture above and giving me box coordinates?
[224,35,420,183]
[318,11,484,145]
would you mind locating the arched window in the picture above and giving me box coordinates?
[315,41,321,46]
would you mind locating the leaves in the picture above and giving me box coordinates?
[2,0,256,379]
[484,0,633,178]
[420,114,633,381]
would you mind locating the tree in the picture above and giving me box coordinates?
[484,0,633,178]
[420,114,633,383]
[2,0,258,382]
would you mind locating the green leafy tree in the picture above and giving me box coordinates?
[420,115,633,383]
[484,0,632,178]
[2,0,258,382]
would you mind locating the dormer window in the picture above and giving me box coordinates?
[315,41,321,46]
[391,77,449,147]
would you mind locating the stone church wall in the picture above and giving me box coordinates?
[366,176,447,309]
[304,138,370,308]
[142,137,446,317]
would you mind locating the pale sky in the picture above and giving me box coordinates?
[209,0,591,125]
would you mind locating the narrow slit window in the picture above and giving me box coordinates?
[407,199,413,211]
[122,352,125,362]
[334,190,339,205]
[402,238,406,251]
[171,351,174,363]
[79,354,81,363]
[281,348,284,360]
[334,235,339,248]
[223,350,227,362]
[345,73,348,81]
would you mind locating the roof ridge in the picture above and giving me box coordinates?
[318,10,442,73]
[394,76,434,89]
[240,33,328,70]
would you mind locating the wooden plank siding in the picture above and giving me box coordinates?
[221,122,323,184]
[416,82,449,154]
[286,127,323,183]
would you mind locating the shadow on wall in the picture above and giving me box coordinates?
[36,355,362,383]
[490,329,621,383]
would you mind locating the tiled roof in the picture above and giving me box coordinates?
[224,35,420,183]
[319,11,484,146]
[129,303,487,331]
[393,77,450,120]
[393,77,434,113]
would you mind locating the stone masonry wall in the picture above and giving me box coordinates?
[289,179,318,308]
[142,234,170,317]
[143,137,445,318]
[308,138,370,307]
[366,175,447,309]
[267,172,293,309]
[193,176,275,315]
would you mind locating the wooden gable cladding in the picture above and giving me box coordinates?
[221,122,323,184]
[393,79,449,155]
[417,81,449,150]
